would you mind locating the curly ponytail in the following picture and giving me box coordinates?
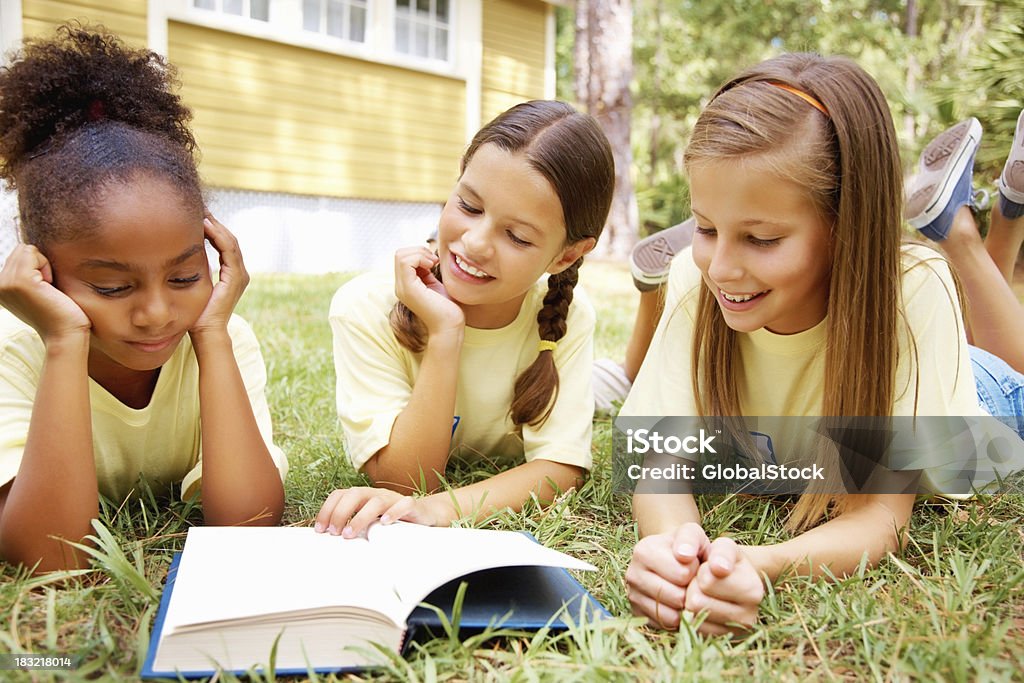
[0,23,202,246]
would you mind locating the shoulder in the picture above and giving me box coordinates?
[226,313,259,347]
[900,242,957,301]
[520,275,596,331]
[329,271,396,322]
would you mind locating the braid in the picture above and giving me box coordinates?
[510,259,581,427]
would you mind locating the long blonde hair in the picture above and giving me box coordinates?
[684,54,903,529]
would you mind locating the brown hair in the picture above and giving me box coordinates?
[0,23,202,247]
[390,100,615,426]
[684,54,904,529]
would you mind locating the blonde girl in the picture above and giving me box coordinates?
[622,53,1022,634]
[315,101,614,537]
[0,27,287,573]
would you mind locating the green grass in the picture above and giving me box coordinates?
[1,261,1023,681]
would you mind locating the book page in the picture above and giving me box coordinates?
[161,527,409,633]
[365,523,595,616]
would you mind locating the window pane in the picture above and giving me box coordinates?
[223,0,243,16]
[436,0,449,22]
[434,27,448,60]
[396,0,411,13]
[250,0,269,20]
[414,20,429,57]
[193,0,216,10]
[326,0,344,37]
[302,0,320,31]
[416,0,430,18]
[350,6,366,42]
[395,16,411,53]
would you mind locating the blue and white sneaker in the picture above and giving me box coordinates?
[997,109,1024,220]
[906,118,985,241]
[630,217,696,292]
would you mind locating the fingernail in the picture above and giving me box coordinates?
[713,556,733,572]
[342,526,354,538]
[314,522,324,533]
[677,543,696,557]
[380,514,392,524]
[327,524,338,536]
[204,217,213,227]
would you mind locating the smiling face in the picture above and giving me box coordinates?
[437,143,592,328]
[45,174,212,388]
[689,158,833,335]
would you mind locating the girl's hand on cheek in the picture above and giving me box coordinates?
[685,537,765,636]
[394,246,464,336]
[314,486,441,538]
[625,522,709,630]
[191,213,248,337]
[0,244,91,343]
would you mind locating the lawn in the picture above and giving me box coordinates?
[0,261,1022,681]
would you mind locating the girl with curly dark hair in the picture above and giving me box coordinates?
[0,25,286,573]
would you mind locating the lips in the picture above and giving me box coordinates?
[449,252,494,282]
[126,335,178,353]
[717,288,768,311]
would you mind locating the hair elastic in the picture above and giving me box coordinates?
[766,81,829,117]
[538,340,558,353]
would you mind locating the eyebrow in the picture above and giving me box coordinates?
[79,243,206,271]
[691,209,788,230]
[459,181,544,236]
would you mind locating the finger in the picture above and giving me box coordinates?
[672,522,710,563]
[628,591,682,631]
[314,489,349,532]
[632,536,697,587]
[343,495,393,538]
[625,566,687,611]
[705,537,740,578]
[685,574,760,632]
[322,488,377,535]
[379,496,416,524]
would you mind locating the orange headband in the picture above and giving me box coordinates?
[767,81,829,117]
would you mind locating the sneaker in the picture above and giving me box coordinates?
[997,109,1024,219]
[630,217,696,292]
[906,118,983,241]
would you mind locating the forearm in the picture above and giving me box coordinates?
[422,460,584,525]
[365,329,463,492]
[194,330,284,526]
[633,492,701,537]
[0,335,97,571]
[744,494,915,582]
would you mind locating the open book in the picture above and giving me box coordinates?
[142,523,603,677]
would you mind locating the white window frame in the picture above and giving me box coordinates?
[192,0,271,22]
[303,0,370,45]
[394,0,451,63]
[153,0,466,78]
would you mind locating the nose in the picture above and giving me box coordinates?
[131,288,176,331]
[705,238,745,285]
[460,220,493,262]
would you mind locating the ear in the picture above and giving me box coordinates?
[547,237,596,275]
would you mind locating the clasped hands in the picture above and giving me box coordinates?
[625,522,765,636]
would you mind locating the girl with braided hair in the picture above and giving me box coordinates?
[316,100,614,537]
[0,25,287,573]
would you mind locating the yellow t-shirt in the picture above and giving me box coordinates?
[621,244,1016,495]
[329,271,594,472]
[0,311,287,502]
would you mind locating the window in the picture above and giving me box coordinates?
[193,0,270,22]
[303,0,368,43]
[395,0,450,62]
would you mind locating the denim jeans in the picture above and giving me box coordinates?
[971,345,1024,440]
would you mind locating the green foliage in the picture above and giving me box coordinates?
[558,0,1021,230]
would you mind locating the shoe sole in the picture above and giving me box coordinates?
[630,217,697,290]
[906,118,982,230]
[998,109,1024,205]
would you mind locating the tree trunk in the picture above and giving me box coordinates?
[575,0,637,259]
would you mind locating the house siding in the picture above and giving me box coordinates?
[22,0,147,46]
[480,0,547,125]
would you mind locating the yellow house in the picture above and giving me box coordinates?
[0,0,565,272]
